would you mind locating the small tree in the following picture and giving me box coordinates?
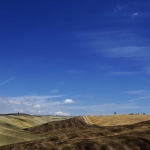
[143,113,145,115]
[114,112,116,115]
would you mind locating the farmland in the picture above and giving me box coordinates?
[1,114,150,149]
[85,114,150,126]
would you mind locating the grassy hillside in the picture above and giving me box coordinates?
[85,114,150,126]
[1,117,150,150]
[2,114,150,149]
[0,123,42,146]
[0,114,70,146]
[0,114,69,128]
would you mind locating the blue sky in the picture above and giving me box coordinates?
[0,0,150,116]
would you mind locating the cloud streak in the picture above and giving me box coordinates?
[103,46,150,58]
[129,96,150,102]
[124,90,147,95]
[0,77,15,86]
[132,12,139,17]
[6,95,63,101]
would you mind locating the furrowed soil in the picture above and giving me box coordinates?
[1,116,150,150]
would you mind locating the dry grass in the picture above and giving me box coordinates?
[0,114,69,129]
[0,114,70,146]
[1,117,150,150]
[85,114,150,126]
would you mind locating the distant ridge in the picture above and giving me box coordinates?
[0,113,31,116]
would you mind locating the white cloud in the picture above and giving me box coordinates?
[132,12,139,17]
[0,94,145,115]
[64,99,74,103]
[9,100,21,105]
[33,104,41,108]
[0,95,76,115]
[55,111,70,116]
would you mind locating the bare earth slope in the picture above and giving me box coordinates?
[1,116,150,150]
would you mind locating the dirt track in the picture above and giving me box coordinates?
[1,117,150,150]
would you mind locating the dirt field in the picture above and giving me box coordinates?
[1,116,150,150]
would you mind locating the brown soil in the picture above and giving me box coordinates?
[1,117,150,150]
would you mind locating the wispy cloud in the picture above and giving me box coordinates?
[0,77,15,86]
[6,95,63,101]
[0,95,75,115]
[63,103,143,115]
[114,5,124,12]
[124,90,147,95]
[9,100,21,105]
[79,30,150,77]
[129,96,150,102]
[80,30,150,59]
[0,95,146,115]
[33,104,41,108]
[104,46,150,58]
[132,12,139,17]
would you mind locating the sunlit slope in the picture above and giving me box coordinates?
[0,114,69,128]
[2,117,150,150]
[0,114,70,146]
[0,122,42,146]
[85,114,150,126]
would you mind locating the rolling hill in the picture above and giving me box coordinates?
[85,114,150,126]
[0,113,70,146]
[1,116,150,150]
